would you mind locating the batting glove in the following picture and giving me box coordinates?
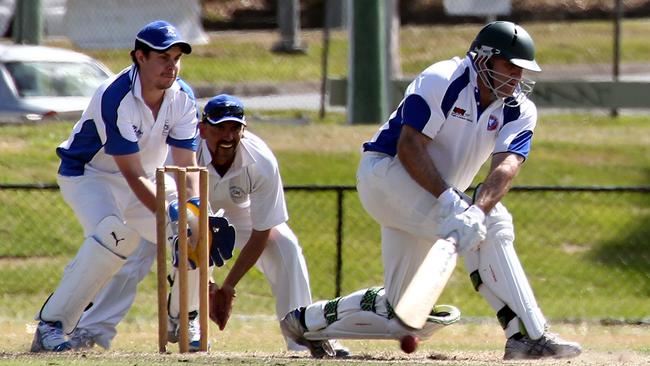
[437,205,486,254]
[437,187,470,221]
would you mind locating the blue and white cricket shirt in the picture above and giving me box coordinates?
[363,55,537,191]
[57,65,198,177]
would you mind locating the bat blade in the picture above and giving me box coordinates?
[394,237,457,329]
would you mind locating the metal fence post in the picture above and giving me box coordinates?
[13,0,42,45]
[347,0,387,124]
[335,187,344,297]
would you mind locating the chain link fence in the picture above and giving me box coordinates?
[1,184,648,324]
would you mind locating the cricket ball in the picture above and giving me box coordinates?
[400,335,419,354]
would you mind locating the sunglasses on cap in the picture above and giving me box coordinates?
[203,104,245,124]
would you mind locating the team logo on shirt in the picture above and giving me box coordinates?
[451,106,472,122]
[229,185,247,204]
[487,115,499,131]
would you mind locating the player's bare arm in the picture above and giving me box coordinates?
[474,152,524,213]
[222,229,272,291]
[212,228,272,330]
[397,125,448,198]
[114,152,158,213]
[170,146,200,197]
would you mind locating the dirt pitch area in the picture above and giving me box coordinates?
[2,318,648,366]
[1,348,648,366]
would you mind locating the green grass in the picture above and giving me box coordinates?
[45,19,650,85]
[0,113,648,324]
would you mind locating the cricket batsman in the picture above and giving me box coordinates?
[280,21,582,360]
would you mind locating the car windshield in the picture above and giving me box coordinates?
[4,61,108,97]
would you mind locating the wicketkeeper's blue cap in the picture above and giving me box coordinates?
[135,20,192,54]
[203,94,247,126]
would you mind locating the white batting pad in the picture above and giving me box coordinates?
[94,215,141,258]
[476,203,546,339]
[305,305,460,341]
[168,268,201,318]
[39,236,125,333]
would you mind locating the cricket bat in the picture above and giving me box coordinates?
[394,236,458,329]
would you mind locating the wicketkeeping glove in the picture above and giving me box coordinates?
[208,214,235,267]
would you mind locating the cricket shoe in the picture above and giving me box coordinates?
[168,311,206,352]
[69,328,96,350]
[280,308,335,358]
[288,338,351,358]
[30,320,71,352]
[504,332,582,360]
[330,339,351,358]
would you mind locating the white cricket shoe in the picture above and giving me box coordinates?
[504,332,582,360]
[69,328,96,350]
[168,311,205,352]
[30,321,71,352]
[280,308,335,358]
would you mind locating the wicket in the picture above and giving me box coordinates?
[155,166,210,353]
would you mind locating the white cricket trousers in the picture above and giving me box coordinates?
[76,222,312,349]
[356,152,448,309]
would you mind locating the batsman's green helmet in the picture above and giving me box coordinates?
[469,21,541,72]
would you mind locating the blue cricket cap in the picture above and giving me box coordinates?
[135,20,192,54]
[203,94,246,126]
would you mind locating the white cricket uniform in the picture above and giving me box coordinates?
[57,65,198,243]
[303,55,538,337]
[359,54,536,308]
[60,65,198,348]
[196,131,312,331]
[76,130,312,350]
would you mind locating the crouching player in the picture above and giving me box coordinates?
[61,94,348,356]
[30,19,235,352]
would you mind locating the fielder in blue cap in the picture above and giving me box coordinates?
[32,19,207,353]
[135,20,192,54]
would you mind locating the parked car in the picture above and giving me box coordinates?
[0,43,113,123]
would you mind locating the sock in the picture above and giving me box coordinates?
[510,332,524,340]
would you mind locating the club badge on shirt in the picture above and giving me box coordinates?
[229,185,247,205]
[487,114,499,131]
